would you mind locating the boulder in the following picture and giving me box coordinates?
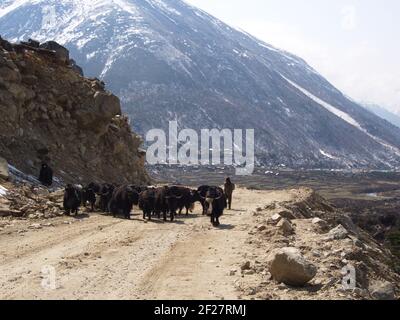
[27,39,40,48]
[257,225,267,232]
[312,217,329,232]
[277,218,295,236]
[267,247,317,286]
[337,214,359,236]
[0,157,9,180]
[39,41,69,62]
[278,210,296,220]
[69,59,84,76]
[370,281,396,300]
[270,213,282,224]
[324,224,349,240]
[94,91,121,119]
[0,36,14,51]
[241,261,251,271]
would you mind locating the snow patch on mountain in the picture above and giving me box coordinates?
[147,0,182,16]
[281,74,400,157]
[281,74,362,129]
[319,150,337,160]
[0,0,29,19]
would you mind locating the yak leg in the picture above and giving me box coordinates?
[125,208,131,220]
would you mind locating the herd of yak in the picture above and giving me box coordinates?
[63,183,229,227]
[37,163,234,226]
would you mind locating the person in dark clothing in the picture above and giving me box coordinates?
[38,163,53,186]
[224,177,235,210]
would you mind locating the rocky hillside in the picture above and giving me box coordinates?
[0,37,149,185]
[2,0,400,169]
[236,189,400,300]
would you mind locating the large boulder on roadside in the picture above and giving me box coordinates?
[0,157,9,180]
[267,247,317,286]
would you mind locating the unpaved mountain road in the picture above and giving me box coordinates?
[0,188,290,300]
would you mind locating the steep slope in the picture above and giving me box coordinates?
[363,103,400,129]
[0,37,149,184]
[2,0,400,169]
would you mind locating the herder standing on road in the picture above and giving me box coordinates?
[224,177,235,210]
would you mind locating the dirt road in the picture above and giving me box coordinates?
[0,188,287,300]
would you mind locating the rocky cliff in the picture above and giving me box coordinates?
[0,37,149,185]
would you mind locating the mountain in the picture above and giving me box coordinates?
[2,0,400,170]
[363,103,400,129]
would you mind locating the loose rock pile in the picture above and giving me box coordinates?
[236,188,400,300]
[0,182,64,219]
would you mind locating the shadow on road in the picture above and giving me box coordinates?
[216,224,235,230]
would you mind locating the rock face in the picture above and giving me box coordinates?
[0,38,149,185]
[0,157,9,180]
[267,247,317,286]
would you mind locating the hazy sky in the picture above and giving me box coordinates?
[187,0,400,114]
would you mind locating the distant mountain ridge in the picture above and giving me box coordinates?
[2,0,400,169]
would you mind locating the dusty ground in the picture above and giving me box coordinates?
[0,187,286,300]
[1,187,398,300]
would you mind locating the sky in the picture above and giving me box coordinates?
[187,0,400,114]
